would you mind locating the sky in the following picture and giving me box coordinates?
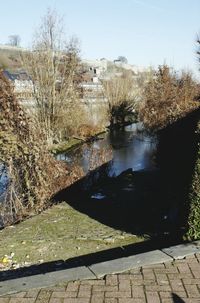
[1,0,200,77]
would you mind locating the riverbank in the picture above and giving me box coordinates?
[49,130,107,155]
[0,202,145,271]
[49,138,83,154]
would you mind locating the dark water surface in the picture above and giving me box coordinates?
[57,123,157,176]
[55,124,182,242]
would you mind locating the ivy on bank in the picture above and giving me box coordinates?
[186,123,200,240]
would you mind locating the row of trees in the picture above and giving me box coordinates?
[18,9,199,143]
[8,35,21,47]
[17,9,142,143]
[3,9,199,145]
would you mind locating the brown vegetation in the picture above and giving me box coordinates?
[139,65,199,131]
[102,71,137,127]
[0,71,83,226]
[0,48,22,70]
[22,9,86,144]
[77,124,102,139]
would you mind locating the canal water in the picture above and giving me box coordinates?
[0,122,185,239]
[55,123,181,240]
[0,165,8,202]
[56,123,157,176]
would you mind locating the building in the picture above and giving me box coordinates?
[3,70,34,100]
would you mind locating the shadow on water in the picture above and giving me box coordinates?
[55,166,178,241]
[55,109,200,244]
[55,126,163,239]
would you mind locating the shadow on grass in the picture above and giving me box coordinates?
[0,237,184,282]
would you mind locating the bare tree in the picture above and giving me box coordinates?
[102,71,137,128]
[22,9,85,144]
[117,56,128,64]
[8,35,21,47]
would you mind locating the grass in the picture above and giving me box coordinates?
[49,138,83,154]
[0,202,144,269]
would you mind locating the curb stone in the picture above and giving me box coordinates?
[162,240,200,259]
[0,241,200,296]
[0,266,95,296]
[89,249,172,278]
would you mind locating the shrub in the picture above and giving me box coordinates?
[186,122,200,239]
[0,71,83,226]
[139,65,199,131]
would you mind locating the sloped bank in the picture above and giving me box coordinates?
[0,202,144,271]
[186,120,200,239]
[155,108,200,239]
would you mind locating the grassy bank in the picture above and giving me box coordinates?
[49,138,83,154]
[0,202,144,270]
[49,130,107,155]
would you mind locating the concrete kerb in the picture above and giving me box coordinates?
[89,249,173,278]
[89,241,200,278]
[161,240,200,259]
[0,266,95,296]
[0,240,200,296]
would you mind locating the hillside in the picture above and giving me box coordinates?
[0,45,25,71]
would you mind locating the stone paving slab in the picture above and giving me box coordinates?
[0,266,95,296]
[89,250,173,278]
[162,241,200,259]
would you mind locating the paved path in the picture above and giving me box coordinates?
[1,253,200,303]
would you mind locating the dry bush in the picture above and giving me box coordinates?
[0,54,10,69]
[0,71,84,226]
[49,102,89,141]
[0,51,22,70]
[102,71,137,127]
[138,65,199,131]
[77,124,101,139]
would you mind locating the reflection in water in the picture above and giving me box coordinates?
[108,129,157,176]
[57,123,157,176]
[0,165,8,202]
[55,123,185,240]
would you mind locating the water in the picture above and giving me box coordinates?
[55,124,183,240]
[0,165,8,202]
[56,123,157,176]
[108,128,157,175]
[1,123,156,204]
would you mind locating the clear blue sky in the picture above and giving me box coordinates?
[1,0,200,77]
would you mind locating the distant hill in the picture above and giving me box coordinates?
[0,45,26,71]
